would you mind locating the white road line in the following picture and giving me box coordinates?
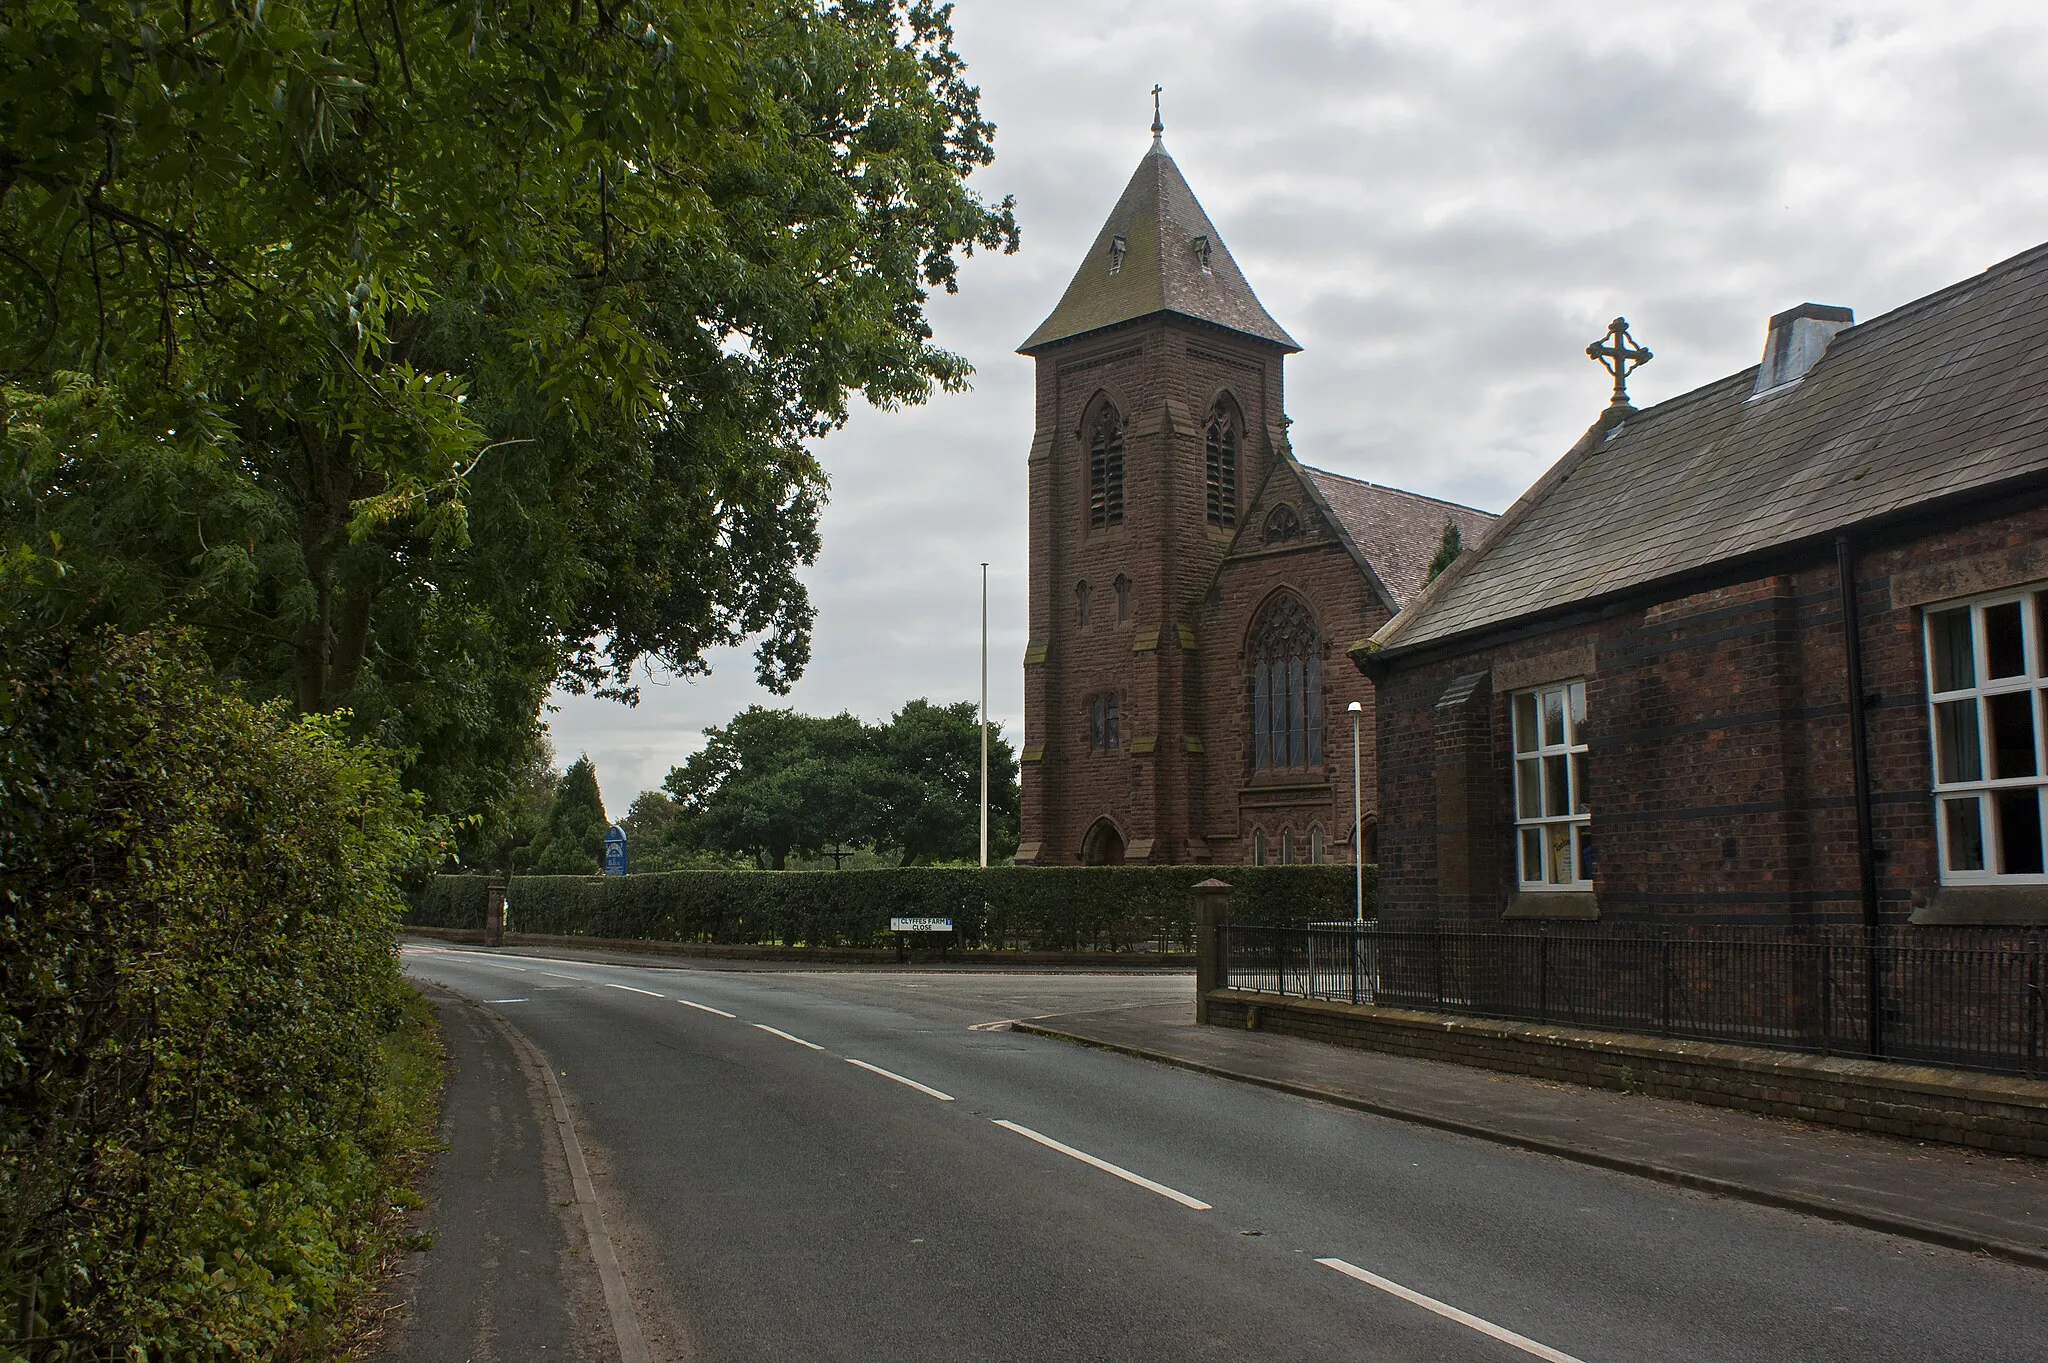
[753,1023,825,1051]
[1315,1259,1587,1363]
[677,999,737,1019]
[991,1120,1211,1211]
[539,972,581,980]
[605,983,667,999]
[846,1058,955,1101]
[487,998,529,1003]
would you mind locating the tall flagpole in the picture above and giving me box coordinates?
[980,562,990,869]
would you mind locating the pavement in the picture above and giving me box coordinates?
[385,940,2048,1362]
[375,985,618,1362]
[1012,999,2048,1269]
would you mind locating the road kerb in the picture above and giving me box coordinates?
[1010,1020,2048,1273]
[476,1001,655,1363]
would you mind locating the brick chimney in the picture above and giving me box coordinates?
[1752,302,1853,396]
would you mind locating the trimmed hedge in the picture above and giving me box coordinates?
[409,863,1376,951]
[1,627,427,1358]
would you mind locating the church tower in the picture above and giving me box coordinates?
[1013,121,1300,865]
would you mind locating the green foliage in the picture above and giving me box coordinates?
[868,698,1019,864]
[1425,518,1465,585]
[663,699,1021,868]
[413,864,1374,951]
[0,623,432,1357]
[530,755,609,875]
[665,707,881,868]
[0,0,1018,830]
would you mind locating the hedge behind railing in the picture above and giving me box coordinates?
[410,864,1374,952]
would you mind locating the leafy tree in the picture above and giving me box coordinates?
[870,698,1018,864]
[621,789,681,846]
[1425,519,1465,585]
[530,755,608,875]
[665,707,876,868]
[662,698,1018,868]
[0,0,1018,827]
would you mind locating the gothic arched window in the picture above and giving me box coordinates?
[1113,574,1131,622]
[1089,404,1125,529]
[1250,594,1324,773]
[1076,580,1093,629]
[1206,402,1238,528]
[1263,504,1303,543]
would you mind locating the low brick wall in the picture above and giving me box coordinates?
[1206,990,2048,1156]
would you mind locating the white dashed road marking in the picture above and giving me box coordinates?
[1316,1258,1587,1363]
[753,1023,826,1051]
[846,1058,956,1101]
[992,1120,1211,1211]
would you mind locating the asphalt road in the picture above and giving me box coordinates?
[401,945,2048,1363]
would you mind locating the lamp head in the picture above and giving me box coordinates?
[1346,701,1363,714]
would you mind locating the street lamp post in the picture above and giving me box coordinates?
[1347,700,1365,926]
[980,562,990,870]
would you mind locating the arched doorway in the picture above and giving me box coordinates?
[1081,819,1126,866]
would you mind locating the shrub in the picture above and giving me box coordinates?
[410,862,1376,951]
[0,626,427,1358]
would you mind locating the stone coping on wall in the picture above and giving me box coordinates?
[1207,989,2048,1155]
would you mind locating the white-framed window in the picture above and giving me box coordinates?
[1512,680,1591,889]
[1927,585,2048,882]
[1309,825,1325,863]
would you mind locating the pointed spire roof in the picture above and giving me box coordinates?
[1019,139,1300,354]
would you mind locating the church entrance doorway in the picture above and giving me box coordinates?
[1081,819,1126,866]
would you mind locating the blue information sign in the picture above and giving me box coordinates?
[603,825,628,876]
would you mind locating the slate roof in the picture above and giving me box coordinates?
[1300,466,1499,611]
[1371,240,2048,656]
[1019,139,1299,354]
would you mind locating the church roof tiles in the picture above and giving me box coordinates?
[1300,468,1499,613]
[1019,140,1299,354]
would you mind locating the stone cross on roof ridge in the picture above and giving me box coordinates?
[1587,316,1653,412]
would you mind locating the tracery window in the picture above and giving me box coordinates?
[1928,586,2048,881]
[1089,404,1125,529]
[1249,594,1324,773]
[1205,403,1238,528]
[1263,504,1303,543]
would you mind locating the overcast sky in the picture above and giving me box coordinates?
[554,0,2048,813]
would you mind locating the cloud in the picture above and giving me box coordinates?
[549,0,2048,811]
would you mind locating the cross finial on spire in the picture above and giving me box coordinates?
[1150,84,1164,141]
[1586,316,1653,411]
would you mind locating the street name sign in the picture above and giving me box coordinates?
[889,917,954,933]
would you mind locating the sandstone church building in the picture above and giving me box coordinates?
[1013,125,1494,867]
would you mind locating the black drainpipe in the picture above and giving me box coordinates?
[1835,534,1883,1057]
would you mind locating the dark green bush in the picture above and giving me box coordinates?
[411,862,1376,951]
[0,627,426,1358]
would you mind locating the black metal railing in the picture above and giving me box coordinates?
[1218,922,2048,1077]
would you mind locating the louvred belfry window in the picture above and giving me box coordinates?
[1249,594,1324,773]
[1206,404,1238,528]
[1089,405,1125,529]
